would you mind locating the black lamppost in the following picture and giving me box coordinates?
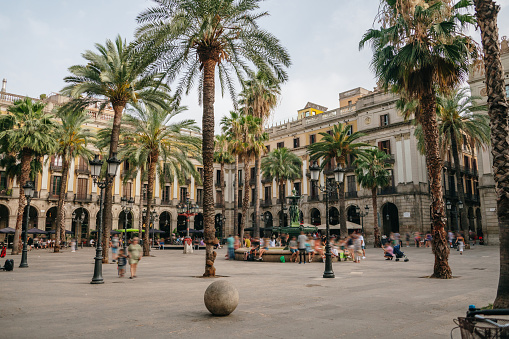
[356,205,369,235]
[446,200,452,230]
[121,197,134,253]
[309,163,344,279]
[89,153,121,284]
[72,208,85,252]
[150,210,158,247]
[19,181,34,268]
[457,200,464,233]
[176,193,199,238]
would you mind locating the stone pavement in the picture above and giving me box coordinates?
[0,245,500,339]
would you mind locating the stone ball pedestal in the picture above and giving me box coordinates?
[204,280,239,316]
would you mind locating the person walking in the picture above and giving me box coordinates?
[298,231,307,264]
[111,234,119,262]
[127,237,142,279]
[226,235,235,260]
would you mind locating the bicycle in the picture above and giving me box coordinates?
[452,305,509,339]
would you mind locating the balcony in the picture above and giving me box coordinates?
[47,193,60,201]
[378,186,397,195]
[0,189,12,198]
[261,200,272,207]
[444,189,457,198]
[75,166,90,175]
[160,199,172,206]
[74,194,92,202]
[308,195,320,202]
[215,181,222,188]
[50,164,63,172]
[329,193,339,201]
[142,198,156,205]
[384,154,396,164]
[345,191,358,199]
[215,202,224,208]
[233,180,244,187]
[249,178,256,186]
[261,177,272,184]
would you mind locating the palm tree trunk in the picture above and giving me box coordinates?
[450,133,469,243]
[279,179,284,227]
[102,102,126,263]
[55,154,70,253]
[12,149,32,255]
[202,58,217,277]
[339,181,347,238]
[233,155,239,236]
[138,167,144,234]
[420,88,452,279]
[143,151,157,256]
[221,162,226,238]
[372,187,381,247]
[254,155,261,238]
[240,159,250,243]
[473,0,509,308]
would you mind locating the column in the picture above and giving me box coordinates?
[403,136,413,183]
[114,169,120,196]
[190,176,195,200]
[302,159,308,195]
[155,171,160,200]
[68,158,75,192]
[395,136,404,184]
[135,171,141,197]
[41,155,50,191]
[173,177,179,203]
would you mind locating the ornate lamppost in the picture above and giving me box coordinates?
[309,163,344,279]
[19,181,34,268]
[356,205,369,235]
[177,193,198,253]
[150,210,158,247]
[121,197,134,253]
[72,207,85,252]
[89,153,121,284]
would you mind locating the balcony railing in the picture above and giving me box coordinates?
[48,193,61,200]
[0,189,12,198]
[74,194,92,202]
[161,199,172,206]
[308,195,320,202]
[215,181,222,187]
[215,202,224,208]
[75,166,90,175]
[261,200,272,207]
[50,164,63,172]
[345,191,358,198]
[378,186,397,195]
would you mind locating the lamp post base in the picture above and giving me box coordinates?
[323,271,335,279]
[90,250,104,284]
[19,250,28,268]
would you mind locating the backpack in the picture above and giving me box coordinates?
[3,259,14,271]
[0,246,6,258]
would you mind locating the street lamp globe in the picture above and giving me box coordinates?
[446,200,452,210]
[23,181,35,198]
[355,205,361,214]
[121,197,127,208]
[365,205,369,213]
[89,155,103,178]
[128,198,135,209]
[458,200,464,209]
[309,163,320,181]
[106,152,121,177]
[333,166,344,184]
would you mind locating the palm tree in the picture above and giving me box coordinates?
[437,89,490,238]
[239,71,281,238]
[307,123,368,237]
[353,148,392,248]
[0,98,57,254]
[261,148,302,230]
[214,134,234,238]
[473,0,509,309]
[136,0,290,276]
[228,114,265,242]
[53,105,94,253]
[359,0,477,279]
[62,35,172,262]
[118,103,202,256]
[221,111,244,237]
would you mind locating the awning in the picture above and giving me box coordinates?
[316,221,361,230]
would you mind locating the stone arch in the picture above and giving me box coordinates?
[310,208,321,226]
[71,207,89,241]
[23,204,39,229]
[277,210,288,227]
[159,211,172,235]
[46,207,58,232]
[263,211,273,228]
[194,213,204,231]
[214,213,224,238]
[347,205,360,225]
[0,204,9,229]
[118,210,134,230]
[381,202,399,235]
[177,214,187,233]
[468,207,475,232]
[329,207,340,225]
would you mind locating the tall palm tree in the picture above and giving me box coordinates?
[360,0,477,279]
[0,98,57,254]
[53,106,94,253]
[118,103,202,256]
[239,71,281,238]
[437,89,489,238]
[214,134,234,238]
[62,35,172,262]
[470,0,509,307]
[261,148,302,229]
[229,114,265,242]
[221,110,244,237]
[307,123,367,237]
[353,148,392,247]
[136,0,290,277]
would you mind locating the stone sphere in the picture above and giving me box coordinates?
[204,280,239,316]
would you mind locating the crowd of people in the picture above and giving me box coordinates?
[225,231,367,263]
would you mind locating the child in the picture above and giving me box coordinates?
[384,243,394,260]
[117,248,127,278]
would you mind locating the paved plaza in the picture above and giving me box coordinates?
[0,245,499,339]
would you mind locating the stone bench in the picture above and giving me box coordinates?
[234,248,340,262]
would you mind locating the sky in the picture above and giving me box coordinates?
[2,0,509,132]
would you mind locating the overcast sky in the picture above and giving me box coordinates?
[2,0,509,132]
